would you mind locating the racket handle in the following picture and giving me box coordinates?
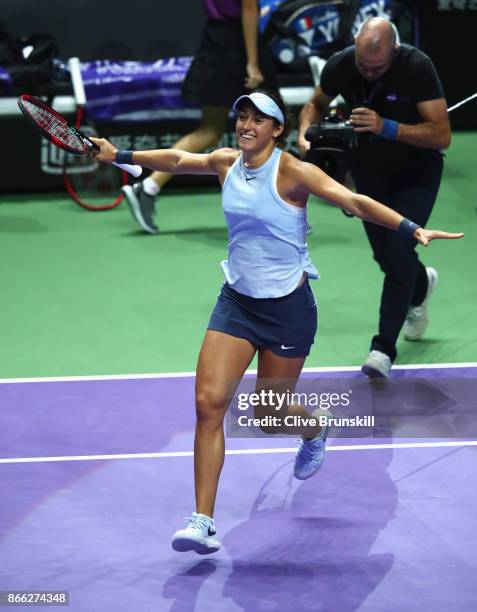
[112,161,143,177]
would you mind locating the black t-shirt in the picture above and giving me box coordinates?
[320,44,445,174]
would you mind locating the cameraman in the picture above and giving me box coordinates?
[298,17,451,378]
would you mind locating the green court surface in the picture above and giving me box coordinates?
[1,132,476,379]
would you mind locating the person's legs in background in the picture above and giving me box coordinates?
[122,13,276,235]
[399,157,443,342]
[122,106,229,234]
[362,221,424,365]
[356,155,443,377]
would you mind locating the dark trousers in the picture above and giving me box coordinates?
[352,155,444,362]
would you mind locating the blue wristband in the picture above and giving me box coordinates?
[398,218,420,240]
[380,119,399,140]
[115,150,134,164]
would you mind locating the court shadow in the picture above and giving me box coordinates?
[441,165,470,179]
[221,445,397,612]
[223,551,393,612]
[0,216,48,233]
[119,229,159,238]
[159,226,228,240]
[161,438,396,611]
[117,227,228,246]
[163,227,229,248]
[162,560,217,612]
[305,232,352,247]
[396,338,453,364]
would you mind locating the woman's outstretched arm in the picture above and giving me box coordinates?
[90,137,237,176]
[292,159,464,246]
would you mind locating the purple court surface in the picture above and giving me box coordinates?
[1,365,476,611]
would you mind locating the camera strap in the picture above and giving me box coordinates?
[360,78,386,107]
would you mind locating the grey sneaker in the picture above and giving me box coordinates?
[293,409,331,480]
[361,350,392,379]
[122,182,159,234]
[403,267,438,341]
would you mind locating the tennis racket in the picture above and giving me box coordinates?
[17,94,142,178]
[63,120,128,211]
[61,57,129,211]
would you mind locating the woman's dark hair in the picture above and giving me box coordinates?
[235,88,294,148]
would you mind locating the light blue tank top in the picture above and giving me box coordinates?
[221,148,319,298]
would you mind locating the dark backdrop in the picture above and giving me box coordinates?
[1,0,206,61]
[418,0,476,130]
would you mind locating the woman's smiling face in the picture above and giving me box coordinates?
[235,103,283,152]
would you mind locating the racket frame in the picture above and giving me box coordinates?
[17,92,142,177]
[18,94,95,155]
[18,94,127,211]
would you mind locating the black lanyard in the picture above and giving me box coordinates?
[360,77,387,107]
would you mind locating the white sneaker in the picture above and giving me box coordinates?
[403,267,438,341]
[293,409,331,480]
[361,350,392,379]
[172,512,221,555]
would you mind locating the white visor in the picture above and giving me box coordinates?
[232,92,284,125]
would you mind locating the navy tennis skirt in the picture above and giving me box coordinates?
[207,280,318,358]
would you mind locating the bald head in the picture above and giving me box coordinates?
[356,17,396,54]
[354,18,399,81]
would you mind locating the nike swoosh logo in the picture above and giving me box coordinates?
[280,345,296,350]
[208,527,216,536]
[245,176,256,181]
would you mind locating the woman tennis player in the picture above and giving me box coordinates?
[90,90,463,555]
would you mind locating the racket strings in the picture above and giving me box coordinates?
[23,100,88,153]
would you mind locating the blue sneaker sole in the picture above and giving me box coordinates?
[294,462,325,480]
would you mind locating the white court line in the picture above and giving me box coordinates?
[0,362,476,384]
[1,440,476,465]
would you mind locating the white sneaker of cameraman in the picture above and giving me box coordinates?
[172,512,220,555]
[361,350,392,379]
[403,267,438,341]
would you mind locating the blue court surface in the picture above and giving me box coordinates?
[1,365,476,611]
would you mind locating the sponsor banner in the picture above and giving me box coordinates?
[81,57,197,122]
